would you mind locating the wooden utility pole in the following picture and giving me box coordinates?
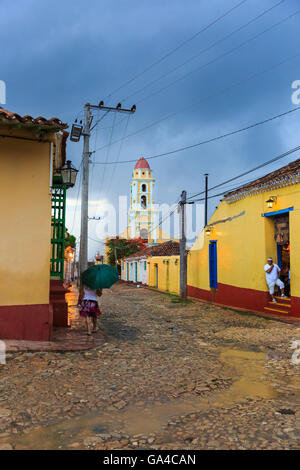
[204,173,208,226]
[179,190,187,299]
[78,101,136,277]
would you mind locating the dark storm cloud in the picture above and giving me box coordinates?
[1,0,299,255]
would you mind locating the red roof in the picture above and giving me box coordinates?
[134,157,150,170]
[0,106,68,131]
[123,241,180,260]
[225,158,300,200]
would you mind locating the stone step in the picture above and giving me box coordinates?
[264,306,290,315]
[268,301,290,310]
[274,296,291,304]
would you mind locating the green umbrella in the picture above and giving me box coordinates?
[82,264,119,290]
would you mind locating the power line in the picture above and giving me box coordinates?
[104,0,249,101]
[92,106,300,165]
[135,5,299,106]
[89,108,102,202]
[106,114,132,199]
[124,0,286,103]
[152,145,300,234]
[92,49,300,155]
[90,109,110,132]
[187,144,300,202]
[94,112,118,220]
[147,200,180,240]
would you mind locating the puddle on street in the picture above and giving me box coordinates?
[2,348,278,449]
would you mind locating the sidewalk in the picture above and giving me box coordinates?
[4,285,106,352]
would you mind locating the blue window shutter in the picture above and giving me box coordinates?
[209,241,218,288]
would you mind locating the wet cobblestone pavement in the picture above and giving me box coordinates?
[0,283,299,450]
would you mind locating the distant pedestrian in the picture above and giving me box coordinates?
[264,257,287,303]
[78,285,102,335]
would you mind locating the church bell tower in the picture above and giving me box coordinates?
[128,157,158,242]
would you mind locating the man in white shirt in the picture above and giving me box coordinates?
[264,257,287,303]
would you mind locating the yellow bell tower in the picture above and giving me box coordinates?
[117,156,174,245]
[128,157,158,241]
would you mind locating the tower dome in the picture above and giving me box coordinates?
[134,157,150,170]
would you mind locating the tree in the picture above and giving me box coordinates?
[65,228,76,248]
[105,237,147,266]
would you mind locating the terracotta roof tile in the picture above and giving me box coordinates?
[123,240,180,260]
[0,107,68,130]
[134,157,150,169]
[224,158,300,201]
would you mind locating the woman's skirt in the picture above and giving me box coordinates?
[79,300,101,318]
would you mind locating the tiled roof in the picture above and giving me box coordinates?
[134,157,150,169]
[123,240,180,260]
[224,158,300,203]
[0,107,68,131]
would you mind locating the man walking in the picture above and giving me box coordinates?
[264,257,287,303]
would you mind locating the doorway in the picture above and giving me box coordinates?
[274,214,290,296]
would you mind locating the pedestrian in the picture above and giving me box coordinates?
[264,257,287,303]
[78,285,102,335]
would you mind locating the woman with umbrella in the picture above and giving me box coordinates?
[78,285,102,335]
[78,264,119,335]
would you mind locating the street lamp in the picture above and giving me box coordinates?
[266,196,277,209]
[205,226,212,237]
[60,160,78,188]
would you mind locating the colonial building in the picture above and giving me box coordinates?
[121,241,180,295]
[187,158,300,318]
[0,107,76,340]
[119,157,170,243]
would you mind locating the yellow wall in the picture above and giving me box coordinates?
[188,184,300,297]
[0,130,53,306]
[148,255,180,295]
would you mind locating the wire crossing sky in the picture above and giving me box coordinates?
[1,0,299,256]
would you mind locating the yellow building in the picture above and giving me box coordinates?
[119,157,171,243]
[121,241,180,295]
[0,106,71,340]
[187,158,300,318]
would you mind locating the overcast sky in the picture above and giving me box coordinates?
[1,0,300,257]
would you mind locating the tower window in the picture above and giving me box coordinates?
[141,195,147,209]
[141,184,146,192]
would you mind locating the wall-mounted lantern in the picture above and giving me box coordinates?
[60,160,79,188]
[266,196,277,209]
[205,226,212,237]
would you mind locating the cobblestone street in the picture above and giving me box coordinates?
[0,283,299,450]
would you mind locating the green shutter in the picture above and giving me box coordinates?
[50,184,67,280]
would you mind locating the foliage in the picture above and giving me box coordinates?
[65,228,76,248]
[105,237,147,266]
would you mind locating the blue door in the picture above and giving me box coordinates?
[277,244,282,269]
[209,241,218,288]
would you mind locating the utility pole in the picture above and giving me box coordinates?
[204,173,208,227]
[179,190,187,299]
[78,101,136,277]
[79,103,91,276]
